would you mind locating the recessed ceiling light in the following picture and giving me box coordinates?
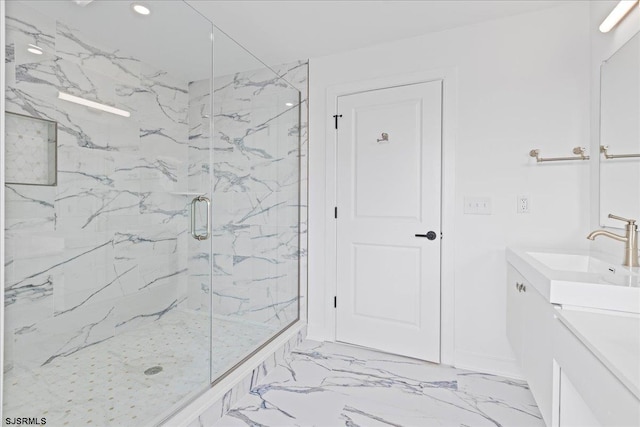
[285,102,294,107]
[27,44,43,55]
[131,3,151,16]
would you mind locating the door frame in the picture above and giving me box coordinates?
[323,68,458,365]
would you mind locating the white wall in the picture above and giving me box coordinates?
[308,2,592,377]
[589,1,640,258]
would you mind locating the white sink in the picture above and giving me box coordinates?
[527,252,604,273]
[526,251,637,275]
[527,251,638,287]
[507,248,640,313]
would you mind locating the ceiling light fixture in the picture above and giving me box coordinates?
[58,92,131,118]
[27,44,43,55]
[285,102,294,107]
[599,0,638,33]
[131,3,151,16]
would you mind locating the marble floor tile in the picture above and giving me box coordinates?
[213,341,545,427]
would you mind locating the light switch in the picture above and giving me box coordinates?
[464,197,492,215]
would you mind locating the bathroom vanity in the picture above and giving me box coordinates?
[506,248,639,427]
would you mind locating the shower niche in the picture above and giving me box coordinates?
[4,112,57,186]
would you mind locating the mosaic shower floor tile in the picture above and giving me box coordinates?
[3,310,275,426]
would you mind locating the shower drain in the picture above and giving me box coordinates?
[144,366,163,376]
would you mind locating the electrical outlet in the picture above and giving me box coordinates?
[464,197,492,215]
[517,195,530,213]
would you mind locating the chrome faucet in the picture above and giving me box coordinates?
[587,214,639,268]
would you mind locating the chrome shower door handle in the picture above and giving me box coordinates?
[190,195,211,241]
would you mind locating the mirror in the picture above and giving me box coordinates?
[599,31,640,228]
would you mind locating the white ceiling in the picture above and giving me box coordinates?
[188,0,569,67]
[11,1,570,82]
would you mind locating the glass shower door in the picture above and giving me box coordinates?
[3,1,213,425]
[209,27,301,382]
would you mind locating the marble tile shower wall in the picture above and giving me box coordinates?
[3,4,208,373]
[192,60,308,331]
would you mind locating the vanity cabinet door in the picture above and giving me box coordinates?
[506,267,525,364]
[522,281,555,426]
[507,265,554,426]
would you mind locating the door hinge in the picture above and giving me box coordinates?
[334,207,338,219]
[441,232,443,239]
[334,296,337,308]
[333,114,342,129]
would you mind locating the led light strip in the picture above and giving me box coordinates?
[599,0,639,33]
[58,91,131,117]
[27,44,43,55]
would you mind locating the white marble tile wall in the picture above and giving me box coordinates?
[3,2,201,378]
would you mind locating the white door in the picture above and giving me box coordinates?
[335,81,442,362]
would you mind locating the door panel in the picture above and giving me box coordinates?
[353,244,421,325]
[354,100,422,219]
[336,81,443,362]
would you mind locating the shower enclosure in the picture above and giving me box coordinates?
[2,1,301,425]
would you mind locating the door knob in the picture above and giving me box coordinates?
[415,231,438,240]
